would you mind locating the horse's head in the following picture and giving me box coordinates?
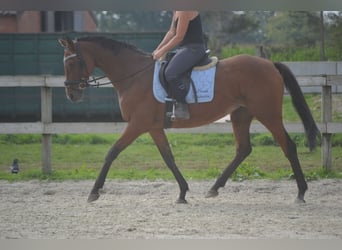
[58,37,93,103]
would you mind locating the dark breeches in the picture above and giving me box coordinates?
[164,43,206,102]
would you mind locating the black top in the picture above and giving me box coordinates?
[175,14,205,46]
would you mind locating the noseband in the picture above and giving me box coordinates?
[63,43,90,88]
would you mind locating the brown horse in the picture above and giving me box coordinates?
[58,36,320,204]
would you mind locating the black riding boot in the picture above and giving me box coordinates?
[174,102,190,120]
[167,78,190,120]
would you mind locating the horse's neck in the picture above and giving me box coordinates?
[97,50,152,90]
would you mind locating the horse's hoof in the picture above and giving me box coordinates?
[295,197,306,204]
[295,193,306,204]
[176,198,188,204]
[87,193,100,203]
[205,189,219,198]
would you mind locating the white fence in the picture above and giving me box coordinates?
[1,62,342,173]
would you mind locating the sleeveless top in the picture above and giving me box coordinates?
[174,14,205,46]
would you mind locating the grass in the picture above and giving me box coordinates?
[219,44,342,62]
[0,132,342,182]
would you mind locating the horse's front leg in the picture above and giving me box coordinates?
[87,127,142,202]
[149,129,189,204]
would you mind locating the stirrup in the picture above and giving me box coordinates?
[164,98,190,121]
[165,98,176,121]
[171,103,176,121]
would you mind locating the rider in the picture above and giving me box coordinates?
[152,11,206,119]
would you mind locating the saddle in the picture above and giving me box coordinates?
[158,50,217,128]
[158,50,213,104]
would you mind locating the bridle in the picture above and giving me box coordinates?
[63,42,154,89]
[63,42,102,88]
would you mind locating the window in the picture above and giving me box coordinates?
[55,11,74,31]
[40,11,74,32]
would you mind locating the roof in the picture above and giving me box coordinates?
[0,11,17,16]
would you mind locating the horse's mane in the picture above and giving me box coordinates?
[77,36,149,56]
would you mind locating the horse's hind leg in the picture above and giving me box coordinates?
[257,117,307,203]
[149,129,189,204]
[284,131,308,203]
[206,107,253,198]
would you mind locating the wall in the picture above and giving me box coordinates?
[0,11,97,33]
[17,11,41,32]
[0,15,17,32]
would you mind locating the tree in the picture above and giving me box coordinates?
[201,11,235,54]
[95,11,172,32]
[327,11,342,60]
[201,11,263,53]
[243,11,275,44]
[319,11,326,61]
[225,12,259,44]
[266,11,321,48]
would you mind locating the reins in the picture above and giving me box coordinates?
[86,60,155,88]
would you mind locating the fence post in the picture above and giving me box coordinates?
[41,77,52,174]
[321,80,332,170]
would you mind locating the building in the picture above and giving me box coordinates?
[0,12,163,123]
[0,11,97,33]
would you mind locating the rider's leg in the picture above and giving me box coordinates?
[164,44,206,119]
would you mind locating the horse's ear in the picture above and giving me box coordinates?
[58,37,75,52]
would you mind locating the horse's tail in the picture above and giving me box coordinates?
[274,62,320,151]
